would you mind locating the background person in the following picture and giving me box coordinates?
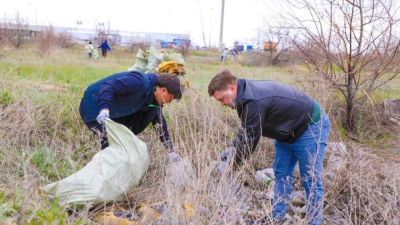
[79,71,182,161]
[85,41,94,59]
[221,48,228,61]
[208,70,330,225]
[230,48,236,60]
[98,40,111,58]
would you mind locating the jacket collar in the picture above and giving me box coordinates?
[235,78,248,109]
[145,73,159,106]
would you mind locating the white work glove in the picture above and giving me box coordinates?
[167,152,180,163]
[216,147,237,176]
[96,109,109,125]
[216,161,229,175]
[219,147,235,162]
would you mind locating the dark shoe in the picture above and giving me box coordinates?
[249,216,283,225]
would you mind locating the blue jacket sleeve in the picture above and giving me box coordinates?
[97,74,144,111]
[107,43,111,51]
[152,109,174,152]
[232,102,262,168]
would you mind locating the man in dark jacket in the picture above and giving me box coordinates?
[208,70,330,225]
[79,71,182,161]
[98,40,111,58]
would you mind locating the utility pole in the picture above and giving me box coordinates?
[167,10,170,41]
[209,7,212,48]
[35,0,38,30]
[219,0,225,49]
[197,0,207,48]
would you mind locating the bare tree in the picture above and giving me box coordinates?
[252,28,264,51]
[263,23,295,66]
[257,22,295,66]
[0,13,29,48]
[177,40,191,57]
[94,21,107,44]
[106,31,120,46]
[126,34,142,52]
[278,0,400,131]
[34,25,56,56]
[56,31,75,48]
[136,38,152,51]
[94,21,120,46]
[0,16,4,55]
[174,34,191,57]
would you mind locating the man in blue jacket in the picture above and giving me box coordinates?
[79,71,182,161]
[208,70,330,225]
[98,40,111,58]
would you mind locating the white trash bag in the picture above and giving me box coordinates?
[146,46,165,73]
[93,49,100,59]
[42,118,149,206]
[127,48,149,72]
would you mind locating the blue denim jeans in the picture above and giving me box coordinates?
[272,113,330,225]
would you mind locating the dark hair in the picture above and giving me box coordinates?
[208,70,237,96]
[89,41,92,44]
[157,74,183,100]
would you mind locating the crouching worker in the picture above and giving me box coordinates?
[208,70,330,225]
[79,71,182,161]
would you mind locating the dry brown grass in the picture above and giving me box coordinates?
[0,47,399,224]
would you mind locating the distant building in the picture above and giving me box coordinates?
[27,25,189,47]
[0,27,40,39]
[264,41,278,51]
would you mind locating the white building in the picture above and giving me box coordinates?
[32,25,189,47]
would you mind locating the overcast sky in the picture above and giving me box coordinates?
[1,0,280,47]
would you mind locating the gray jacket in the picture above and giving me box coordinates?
[233,79,314,166]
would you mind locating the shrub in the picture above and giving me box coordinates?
[238,51,298,67]
[34,26,57,56]
[56,32,75,49]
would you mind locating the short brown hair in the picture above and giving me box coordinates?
[208,70,237,96]
[157,73,183,100]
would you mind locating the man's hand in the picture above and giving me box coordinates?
[219,147,235,162]
[167,152,180,163]
[96,109,109,125]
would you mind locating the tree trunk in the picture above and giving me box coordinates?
[346,73,355,131]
